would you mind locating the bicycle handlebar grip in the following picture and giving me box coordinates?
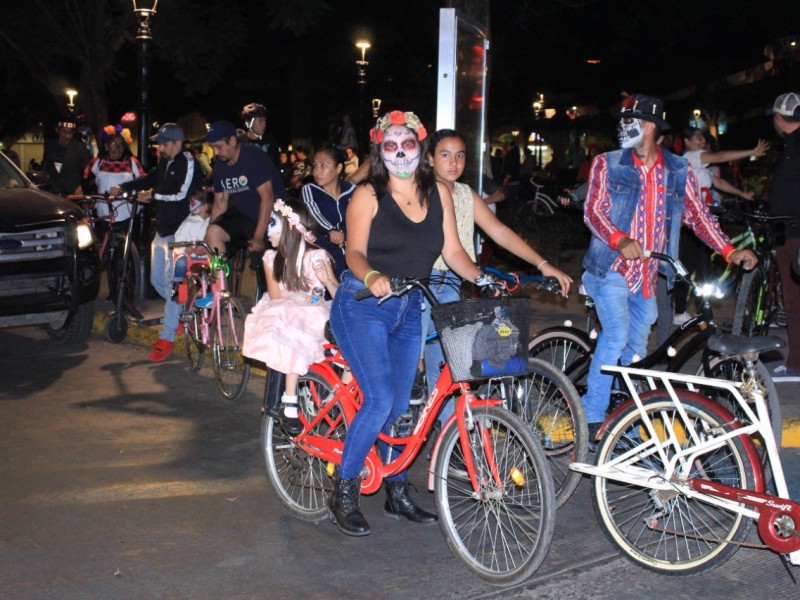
[354,287,374,300]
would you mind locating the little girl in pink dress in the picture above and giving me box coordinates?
[243,199,338,434]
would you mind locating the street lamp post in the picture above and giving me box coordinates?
[355,40,371,156]
[131,0,159,300]
[131,0,159,171]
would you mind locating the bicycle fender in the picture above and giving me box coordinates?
[601,388,765,493]
[426,397,504,491]
[528,326,594,349]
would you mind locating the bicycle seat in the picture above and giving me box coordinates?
[707,333,785,356]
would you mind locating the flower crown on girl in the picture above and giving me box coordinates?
[369,110,428,144]
[273,199,318,275]
[273,199,316,244]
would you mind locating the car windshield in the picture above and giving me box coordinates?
[0,152,28,189]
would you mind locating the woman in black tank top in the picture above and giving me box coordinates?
[327,111,486,537]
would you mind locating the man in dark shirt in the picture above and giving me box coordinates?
[205,120,286,255]
[112,123,201,362]
[767,93,800,378]
[42,119,91,195]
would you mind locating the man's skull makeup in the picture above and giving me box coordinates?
[380,125,420,179]
[267,212,282,238]
[617,118,644,149]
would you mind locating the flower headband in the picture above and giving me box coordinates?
[274,199,316,244]
[369,110,428,144]
[274,199,317,275]
[101,124,133,144]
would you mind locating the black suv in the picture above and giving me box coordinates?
[0,150,99,343]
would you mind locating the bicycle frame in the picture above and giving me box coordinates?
[292,345,504,496]
[185,254,236,346]
[571,364,800,563]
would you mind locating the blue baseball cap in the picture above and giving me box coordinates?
[150,123,184,144]
[206,121,239,143]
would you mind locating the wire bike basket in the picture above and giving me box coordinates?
[431,297,531,382]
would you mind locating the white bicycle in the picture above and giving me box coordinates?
[571,333,800,575]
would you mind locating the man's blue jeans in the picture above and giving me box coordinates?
[581,270,657,424]
[420,269,463,425]
[151,233,181,342]
[330,272,422,482]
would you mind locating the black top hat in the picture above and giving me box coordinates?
[611,94,671,132]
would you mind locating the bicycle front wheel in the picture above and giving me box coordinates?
[262,370,346,521]
[107,237,140,306]
[434,406,555,586]
[593,394,756,574]
[211,296,251,400]
[731,267,769,337]
[479,358,587,507]
[183,276,205,371]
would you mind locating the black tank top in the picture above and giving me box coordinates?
[367,186,444,279]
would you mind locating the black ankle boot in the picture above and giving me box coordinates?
[329,478,370,536]
[384,481,438,524]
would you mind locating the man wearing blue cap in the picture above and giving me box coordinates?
[112,122,201,361]
[768,92,800,379]
[580,94,757,443]
[204,120,287,255]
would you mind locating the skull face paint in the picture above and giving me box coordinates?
[617,118,644,149]
[267,212,282,239]
[380,125,420,179]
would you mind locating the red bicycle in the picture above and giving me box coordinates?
[261,277,556,586]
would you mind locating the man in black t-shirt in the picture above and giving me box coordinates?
[205,120,287,254]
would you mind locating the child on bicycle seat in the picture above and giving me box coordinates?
[242,199,338,435]
[172,190,213,289]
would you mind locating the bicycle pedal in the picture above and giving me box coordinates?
[774,311,788,327]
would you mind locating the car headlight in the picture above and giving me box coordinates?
[76,219,95,249]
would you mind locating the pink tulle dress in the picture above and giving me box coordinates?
[243,248,332,374]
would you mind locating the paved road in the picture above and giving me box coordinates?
[2,319,799,599]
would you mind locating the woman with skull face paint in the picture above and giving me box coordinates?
[580,94,758,443]
[327,111,490,537]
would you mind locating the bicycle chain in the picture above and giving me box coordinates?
[647,523,770,549]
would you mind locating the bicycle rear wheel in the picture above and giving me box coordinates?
[262,370,346,521]
[528,327,594,394]
[434,406,555,585]
[593,394,756,574]
[701,354,782,450]
[211,296,251,400]
[478,358,587,507]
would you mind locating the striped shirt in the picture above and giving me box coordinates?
[584,148,734,298]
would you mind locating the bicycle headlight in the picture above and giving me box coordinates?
[697,282,725,299]
[76,219,95,249]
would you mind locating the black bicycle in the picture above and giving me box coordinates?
[528,252,782,448]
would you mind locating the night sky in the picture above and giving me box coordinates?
[2,0,798,147]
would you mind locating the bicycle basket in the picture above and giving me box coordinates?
[431,297,531,382]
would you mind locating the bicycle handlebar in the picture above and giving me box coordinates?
[354,275,510,305]
[716,206,798,226]
[169,240,222,258]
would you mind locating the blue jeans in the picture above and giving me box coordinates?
[581,271,657,423]
[420,269,463,425]
[151,233,181,342]
[331,272,423,482]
